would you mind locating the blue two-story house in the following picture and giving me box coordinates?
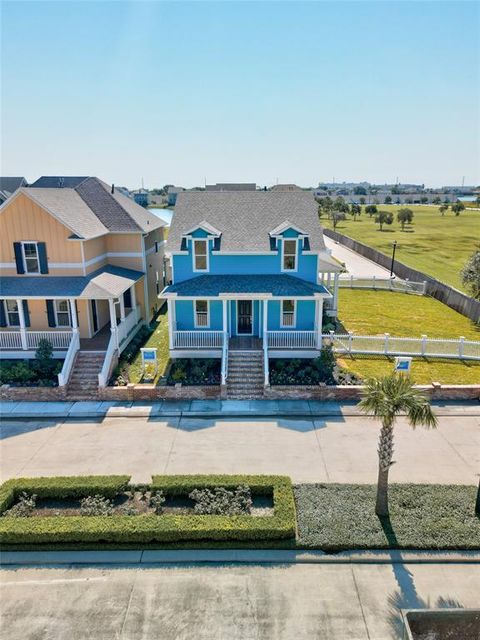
[162,191,341,392]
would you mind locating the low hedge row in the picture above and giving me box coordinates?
[0,475,296,547]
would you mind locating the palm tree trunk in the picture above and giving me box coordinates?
[376,419,394,517]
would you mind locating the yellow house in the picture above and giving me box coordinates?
[0,176,166,394]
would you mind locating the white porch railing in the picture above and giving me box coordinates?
[267,331,317,349]
[339,275,427,295]
[173,330,224,349]
[0,330,73,351]
[117,306,140,346]
[324,332,480,361]
[0,332,23,350]
[98,332,117,387]
[58,332,80,386]
[221,332,229,385]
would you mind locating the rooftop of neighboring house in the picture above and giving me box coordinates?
[205,183,257,191]
[1,176,165,240]
[0,176,28,202]
[167,186,186,194]
[168,190,328,254]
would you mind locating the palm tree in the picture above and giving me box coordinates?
[359,375,437,517]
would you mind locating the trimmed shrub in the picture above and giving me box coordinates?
[80,495,114,516]
[189,485,252,515]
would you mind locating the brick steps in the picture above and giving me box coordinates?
[66,352,105,400]
[226,350,264,399]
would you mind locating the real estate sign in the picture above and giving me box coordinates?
[394,356,412,374]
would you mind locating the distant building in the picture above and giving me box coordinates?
[270,184,303,192]
[205,183,256,192]
[131,189,149,208]
[0,177,28,204]
[167,186,186,206]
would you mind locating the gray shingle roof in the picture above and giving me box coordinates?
[168,191,326,253]
[163,274,328,297]
[7,177,165,239]
[0,265,143,299]
[0,177,28,193]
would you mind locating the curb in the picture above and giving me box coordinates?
[2,549,479,566]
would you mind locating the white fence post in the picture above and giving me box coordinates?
[421,334,427,356]
[423,281,427,295]
[350,274,354,288]
[348,332,353,354]
[372,275,376,290]
[459,336,465,358]
[384,333,390,355]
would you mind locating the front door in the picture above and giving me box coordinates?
[91,300,98,333]
[237,300,253,334]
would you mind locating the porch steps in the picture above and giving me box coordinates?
[66,351,105,400]
[226,350,264,399]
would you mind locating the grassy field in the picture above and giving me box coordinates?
[322,204,479,291]
[337,289,480,384]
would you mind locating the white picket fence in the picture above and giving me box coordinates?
[325,332,480,361]
[339,275,427,295]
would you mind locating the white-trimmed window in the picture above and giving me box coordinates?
[193,239,208,272]
[22,242,40,274]
[194,300,209,327]
[4,300,20,326]
[281,300,296,327]
[54,300,71,327]
[282,239,297,271]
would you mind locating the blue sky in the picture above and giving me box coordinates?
[2,1,479,189]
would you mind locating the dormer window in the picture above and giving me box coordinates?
[282,239,297,271]
[193,239,208,272]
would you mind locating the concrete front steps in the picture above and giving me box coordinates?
[66,351,105,400]
[226,350,264,399]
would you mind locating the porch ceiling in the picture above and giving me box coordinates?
[163,273,329,297]
[0,265,144,300]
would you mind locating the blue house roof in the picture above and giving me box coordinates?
[163,274,329,297]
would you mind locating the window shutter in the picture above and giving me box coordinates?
[123,289,132,308]
[22,300,31,327]
[14,243,24,274]
[38,243,49,274]
[46,300,56,327]
[0,300,6,327]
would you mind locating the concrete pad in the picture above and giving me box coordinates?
[275,399,312,414]
[0,401,19,415]
[220,399,252,413]
[159,400,191,414]
[188,399,222,413]
[0,550,143,565]
[10,402,52,415]
[68,401,105,414]
[249,399,281,414]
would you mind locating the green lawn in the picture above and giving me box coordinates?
[294,484,480,551]
[337,289,480,384]
[323,204,480,291]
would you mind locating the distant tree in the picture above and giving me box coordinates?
[397,208,414,231]
[332,211,346,230]
[384,195,392,204]
[461,248,480,300]
[350,203,362,221]
[365,204,378,217]
[375,210,394,231]
[353,186,367,195]
[359,197,366,205]
[333,196,349,213]
[405,198,413,204]
[420,196,429,204]
[432,197,442,205]
[439,204,449,216]
[161,184,174,196]
[373,198,380,205]
[318,196,333,219]
[443,197,450,203]
[451,202,465,216]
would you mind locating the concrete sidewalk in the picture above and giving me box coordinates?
[1,399,479,419]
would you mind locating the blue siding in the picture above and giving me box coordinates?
[268,300,316,331]
[174,299,223,330]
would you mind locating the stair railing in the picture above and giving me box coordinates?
[98,332,118,388]
[221,331,229,386]
[57,331,80,387]
[263,332,269,387]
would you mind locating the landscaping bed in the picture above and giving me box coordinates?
[0,359,62,387]
[167,359,221,386]
[269,350,361,386]
[294,484,480,551]
[0,475,296,548]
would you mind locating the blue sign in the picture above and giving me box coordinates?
[394,357,412,373]
[143,351,156,361]
[396,361,409,370]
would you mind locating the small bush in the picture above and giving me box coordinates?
[3,492,37,518]
[149,490,166,514]
[80,495,114,517]
[34,339,55,377]
[190,485,253,516]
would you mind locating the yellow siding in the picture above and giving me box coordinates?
[0,193,83,277]
[144,228,165,319]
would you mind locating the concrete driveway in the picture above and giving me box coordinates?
[1,414,478,485]
[1,563,479,639]
[324,236,391,277]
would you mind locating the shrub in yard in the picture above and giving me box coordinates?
[34,339,56,378]
[3,492,37,518]
[189,485,253,516]
[171,365,187,383]
[80,495,114,516]
[149,490,166,514]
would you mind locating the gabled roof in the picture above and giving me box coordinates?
[169,191,326,253]
[269,220,309,236]
[29,176,89,188]
[1,177,165,240]
[184,220,222,236]
[0,177,28,193]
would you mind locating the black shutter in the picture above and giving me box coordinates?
[38,242,49,274]
[22,301,31,327]
[46,300,56,327]
[0,300,6,327]
[14,243,24,274]
[123,289,132,308]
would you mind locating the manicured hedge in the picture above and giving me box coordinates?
[0,475,296,547]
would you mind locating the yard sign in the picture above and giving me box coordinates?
[140,348,158,377]
[394,357,412,375]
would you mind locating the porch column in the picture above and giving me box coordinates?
[130,285,138,323]
[222,299,228,339]
[263,299,268,343]
[17,299,27,350]
[109,298,119,350]
[119,294,126,322]
[315,298,323,349]
[69,298,79,333]
[332,273,339,317]
[167,299,175,350]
